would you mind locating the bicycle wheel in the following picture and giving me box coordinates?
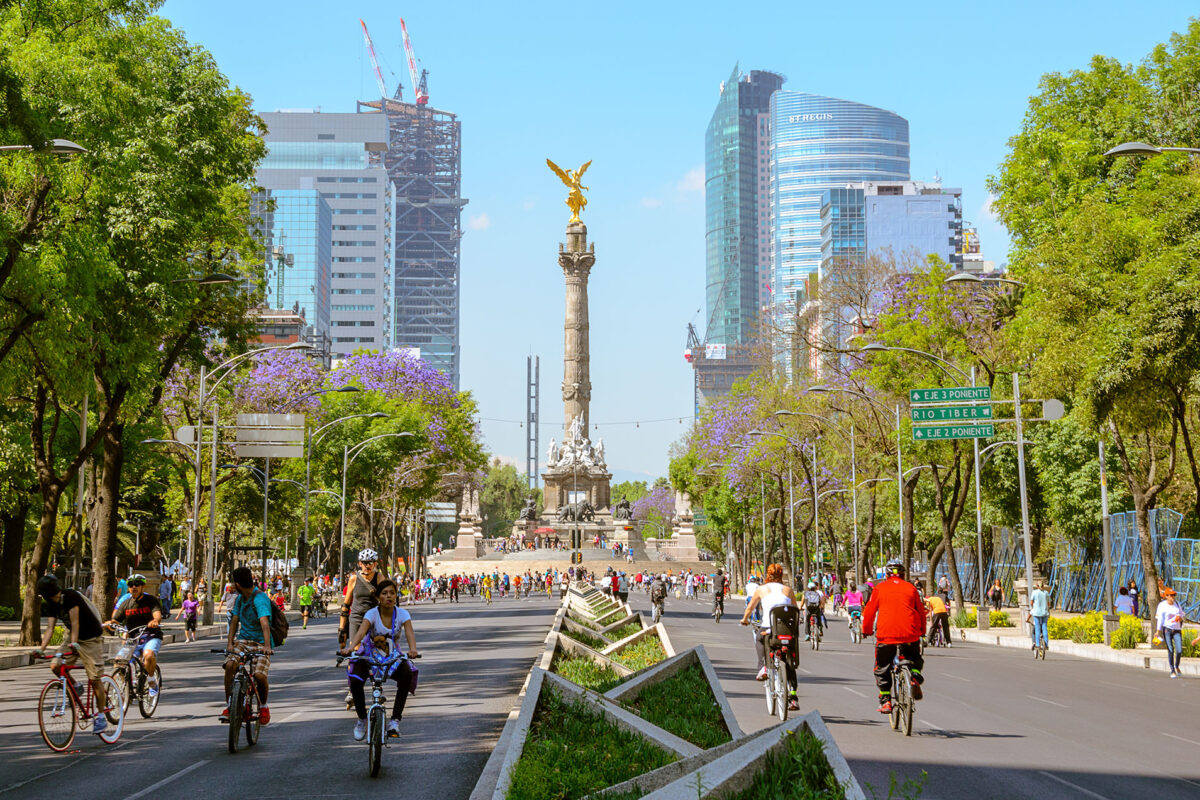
[38,680,77,752]
[112,666,133,716]
[774,656,789,722]
[889,671,901,731]
[714,605,722,624]
[814,627,822,652]
[97,676,125,744]
[368,705,385,777]
[139,665,162,718]
[228,680,244,753]
[244,681,260,746]
[897,668,913,736]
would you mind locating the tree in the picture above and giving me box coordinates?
[480,461,531,537]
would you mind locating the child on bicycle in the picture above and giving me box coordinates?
[843,583,865,628]
[338,579,420,740]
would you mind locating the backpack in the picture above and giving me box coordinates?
[238,590,289,647]
[651,581,666,601]
[803,590,822,609]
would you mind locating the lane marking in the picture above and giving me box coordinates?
[1163,732,1200,747]
[278,711,303,724]
[0,729,156,794]
[1037,771,1112,800]
[921,719,950,733]
[1026,695,1069,708]
[942,672,971,682]
[798,667,812,675]
[126,759,210,800]
[842,687,869,699]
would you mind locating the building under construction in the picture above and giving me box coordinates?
[358,19,466,388]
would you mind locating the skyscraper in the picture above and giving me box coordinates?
[256,111,395,359]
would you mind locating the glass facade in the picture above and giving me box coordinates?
[770,93,909,315]
[260,189,331,335]
[259,142,370,171]
[704,66,784,346]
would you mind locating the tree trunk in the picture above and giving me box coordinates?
[0,494,30,608]
[21,486,66,645]
[91,422,124,615]
[926,539,945,596]
[1110,420,1171,614]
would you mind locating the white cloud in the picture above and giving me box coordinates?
[468,213,491,231]
[676,166,704,194]
[640,196,663,208]
[978,194,997,222]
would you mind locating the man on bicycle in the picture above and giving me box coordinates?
[106,574,164,696]
[650,573,668,619]
[862,559,926,714]
[711,569,727,619]
[924,592,951,647]
[298,576,316,629]
[802,581,824,641]
[35,575,110,734]
[222,566,275,725]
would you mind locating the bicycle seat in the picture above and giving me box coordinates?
[767,605,801,648]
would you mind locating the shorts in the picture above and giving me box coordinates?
[300,604,312,614]
[185,616,197,632]
[224,640,271,680]
[53,636,105,682]
[133,636,164,658]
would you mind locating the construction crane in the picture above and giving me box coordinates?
[359,19,395,101]
[400,18,429,105]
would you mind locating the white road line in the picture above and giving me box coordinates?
[1037,770,1112,800]
[920,719,949,733]
[0,752,98,794]
[798,667,812,674]
[1026,694,1069,708]
[125,760,209,800]
[942,672,971,682]
[278,710,303,724]
[842,687,870,699]
[1163,732,1200,747]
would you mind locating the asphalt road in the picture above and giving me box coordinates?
[0,593,557,799]
[632,588,1200,800]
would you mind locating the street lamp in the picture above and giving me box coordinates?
[170,273,240,285]
[944,272,1026,288]
[219,463,272,585]
[1103,141,1200,157]
[0,138,88,155]
[338,432,416,581]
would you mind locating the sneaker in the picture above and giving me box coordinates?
[878,700,892,714]
[91,715,109,734]
[387,719,401,737]
[1170,671,1179,679]
[804,634,811,641]
[257,706,270,725]
[219,706,230,723]
[787,696,799,711]
[910,680,923,701]
[353,719,366,740]
[755,667,768,681]
[148,681,159,698]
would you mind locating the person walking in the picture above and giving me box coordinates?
[988,578,1003,612]
[177,590,200,642]
[1115,585,1135,615]
[158,574,174,616]
[1128,580,1140,617]
[1154,587,1185,678]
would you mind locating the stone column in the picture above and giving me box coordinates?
[559,222,596,441]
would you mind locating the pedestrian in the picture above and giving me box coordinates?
[988,578,1003,612]
[158,574,174,616]
[176,590,200,642]
[617,572,629,605]
[1154,587,1185,678]
[1128,580,1140,617]
[1115,585,1135,615]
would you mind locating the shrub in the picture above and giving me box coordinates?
[597,610,627,627]
[956,610,1015,628]
[48,625,65,646]
[567,612,601,631]
[631,663,731,749]
[0,605,15,621]
[611,636,667,671]
[951,608,974,628]
[560,626,607,651]
[1049,612,1104,644]
[1182,630,1200,658]
[1110,614,1147,650]
[989,611,1014,628]
[607,622,642,642]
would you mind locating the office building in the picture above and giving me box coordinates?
[256,111,395,359]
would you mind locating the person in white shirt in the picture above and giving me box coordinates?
[740,564,800,710]
[338,580,420,738]
[1154,587,1185,678]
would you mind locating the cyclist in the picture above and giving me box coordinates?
[338,579,420,739]
[221,566,275,725]
[843,582,865,631]
[740,563,799,710]
[802,581,824,641]
[107,574,165,696]
[298,576,316,629]
[650,573,668,619]
[711,569,727,619]
[34,575,110,734]
[924,591,950,647]
[862,559,926,714]
[339,549,385,656]
[1028,580,1050,653]
[482,574,493,605]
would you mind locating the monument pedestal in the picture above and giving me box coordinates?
[542,469,612,516]
[672,512,700,561]
[452,513,481,560]
[289,568,313,605]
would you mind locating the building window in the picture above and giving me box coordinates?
[333,209,377,215]
[332,304,376,311]
[332,241,378,247]
[332,272,377,279]
[333,257,376,263]
[333,288,376,295]
[317,134,335,140]
[332,224,377,231]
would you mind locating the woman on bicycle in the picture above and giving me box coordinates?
[843,583,865,628]
[339,580,420,740]
[740,564,799,711]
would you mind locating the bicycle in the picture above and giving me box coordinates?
[35,649,125,752]
[848,610,863,644]
[711,597,724,624]
[313,593,329,619]
[806,610,823,651]
[109,625,162,718]
[760,606,800,722]
[337,650,421,777]
[888,652,916,736]
[211,648,264,754]
[928,620,948,648]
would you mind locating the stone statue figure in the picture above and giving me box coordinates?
[594,438,605,466]
[566,414,583,447]
[614,495,632,520]
[518,495,538,522]
[547,438,559,467]
[546,158,592,223]
[579,438,594,467]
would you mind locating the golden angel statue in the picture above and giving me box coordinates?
[546,158,592,223]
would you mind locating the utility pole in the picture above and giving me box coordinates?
[526,355,539,490]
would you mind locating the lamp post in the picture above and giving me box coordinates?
[0,138,88,155]
[1103,141,1200,157]
[219,463,272,586]
[338,432,416,582]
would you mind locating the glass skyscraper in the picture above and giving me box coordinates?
[770,93,909,316]
[704,66,784,346]
[254,188,332,340]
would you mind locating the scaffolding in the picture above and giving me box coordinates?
[358,97,466,387]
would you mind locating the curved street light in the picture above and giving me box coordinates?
[857,343,971,383]
[1103,141,1200,157]
[0,138,88,155]
[338,432,417,580]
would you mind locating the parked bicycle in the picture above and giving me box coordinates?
[211,648,263,753]
[888,652,916,736]
[110,625,162,718]
[35,649,125,752]
[337,650,421,777]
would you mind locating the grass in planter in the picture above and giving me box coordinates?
[551,651,625,693]
[567,611,602,630]
[560,625,608,650]
[597,610,628,626]
[718,728,847,800]
[607,621,642,642]
[611,635,667,671]
[506,685,675,800]
[631,663,731,749]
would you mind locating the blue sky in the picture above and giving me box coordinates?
[163,0,1197,482]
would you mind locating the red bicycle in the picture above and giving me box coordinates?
[212,648,262,753]
[36,648,125,752]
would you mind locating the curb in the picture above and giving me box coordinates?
[957,628,1200,676]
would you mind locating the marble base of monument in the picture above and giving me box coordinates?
[450,514,482,560]
[672,513,700,561]
[541,468,612,516]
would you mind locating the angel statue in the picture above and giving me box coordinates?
[546,158,592,223]
[546,438,559,467]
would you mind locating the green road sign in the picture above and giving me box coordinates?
[911,405,993,422]
[912,423,994,441]
[910,386,991,404]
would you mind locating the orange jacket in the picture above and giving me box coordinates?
[862,576,926,645]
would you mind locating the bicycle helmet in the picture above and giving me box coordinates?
[127,574,147,586]
[36,574,61,600]
[806,580,816,589]
[358,548,378,562]
[885,558,905,577]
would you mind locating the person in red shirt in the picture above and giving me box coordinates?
[862,559,926,714]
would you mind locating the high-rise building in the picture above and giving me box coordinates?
[770,93,910,318]
[358,96,466,389]
[256,111,394,359]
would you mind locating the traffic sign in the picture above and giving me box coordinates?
[910,387,991,404]
[912,423,994,441]
[911,405,993,422]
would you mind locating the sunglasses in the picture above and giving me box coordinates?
[359,560,378,566]
[128,582,145,587]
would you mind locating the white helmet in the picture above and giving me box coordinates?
[807,581,816,589]
[358,548,379,562]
